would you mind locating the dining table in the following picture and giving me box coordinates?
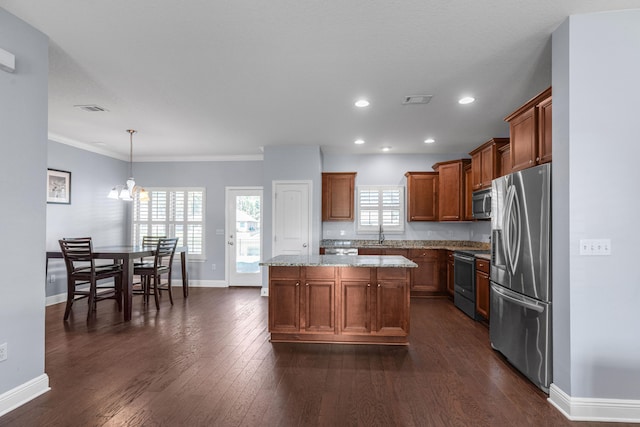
[47,245,189,321]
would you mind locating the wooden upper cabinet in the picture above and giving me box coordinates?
[322,172,356,221]
[537,94,553,165]
[463,162,474,221]
[498,143,511,177]
[469,138,510,190]
[432,159,470,221]
[405,172,438,221]
[505,87,552,172]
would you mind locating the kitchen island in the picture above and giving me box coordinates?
[260,254,417,345]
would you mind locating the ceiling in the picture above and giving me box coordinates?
[1,1,638,161]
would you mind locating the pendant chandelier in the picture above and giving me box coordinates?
[108,129,150,202]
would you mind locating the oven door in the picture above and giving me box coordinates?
[453,253,476,318]
[454,253,475,297]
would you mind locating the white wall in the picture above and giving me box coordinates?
[552,9,640,408]
[322,153,492,242]
[0,7,49,411]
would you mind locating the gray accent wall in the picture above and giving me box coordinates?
[0,7,49,400]
[262,145,323,286]
[552,10,640,400]
[133,160,264,282]
[46,141,129,297]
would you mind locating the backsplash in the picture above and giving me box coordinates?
[322,220,491,243]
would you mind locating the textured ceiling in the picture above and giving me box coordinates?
[1,1,638,161]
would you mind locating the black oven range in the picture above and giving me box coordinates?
[453,249,489,319]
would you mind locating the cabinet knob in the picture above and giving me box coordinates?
[536,157,540,162]
[367,283,370,287]
[529,160,533,164]
[296,282,300,287]
[378,283,381,287]
[306,283,309,287]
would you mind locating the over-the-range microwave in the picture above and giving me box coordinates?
[472,188,491,219]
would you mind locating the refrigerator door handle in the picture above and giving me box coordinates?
[503,185,521,275]
[492,284,544,313]
[502,186,514,273]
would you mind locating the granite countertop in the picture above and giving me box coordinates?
[260,254,418,268]
[321,239,490,252]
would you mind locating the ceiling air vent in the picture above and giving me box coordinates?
[402,95,433,105]
[74,104,108,112]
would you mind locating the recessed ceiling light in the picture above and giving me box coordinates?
[382,146,391,152]
[354,139,365,145]
[424,138,435,144]
[458,96,475,105]
[355,99,370,108]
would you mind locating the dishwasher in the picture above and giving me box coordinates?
[323,247,359,255]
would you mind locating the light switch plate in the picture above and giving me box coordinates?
[579,239,612,256]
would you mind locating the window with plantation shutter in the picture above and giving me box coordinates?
[356,186,404,233]
[132,188,205,260]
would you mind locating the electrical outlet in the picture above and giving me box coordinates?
[0,342,7,362]
[49,274,56,284]
[211,264,216,271]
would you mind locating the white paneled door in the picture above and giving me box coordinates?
[226,187,263,286]
[273,181,311,256]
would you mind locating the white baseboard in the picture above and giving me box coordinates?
[45,280,230,306]
[549,384,640,423]
[187,280,228,288]
[0,374,50,418]
[46,293,67,306]
[260,287,269,297]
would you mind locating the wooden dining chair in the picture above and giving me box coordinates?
[134,235,166,265]
[59,237,123,320]
[134,237,178,309]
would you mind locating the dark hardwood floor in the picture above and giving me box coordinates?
[1,288,633,427]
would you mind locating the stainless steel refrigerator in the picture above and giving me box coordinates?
[490,163,551,393]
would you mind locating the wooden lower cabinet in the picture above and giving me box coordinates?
[475,259,490,321]
[303,267,336,332]
[269,265,410,344]
[376,268,410,335]
[408,249,443,296]
[446,250,455,297]
[358,247,445,297]
[269,266,302,332]
[341,267,373,334]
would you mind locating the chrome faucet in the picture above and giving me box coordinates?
[378,224,385,244]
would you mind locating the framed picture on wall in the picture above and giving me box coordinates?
[47,168,71,204]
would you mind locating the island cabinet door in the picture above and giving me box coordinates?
[302,267,336,333]
[375,268,410,335]
[269,267,301,332]
[339,267,374,334]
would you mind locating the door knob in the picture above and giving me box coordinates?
[228,241,233,245]
[303,243,308,248]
